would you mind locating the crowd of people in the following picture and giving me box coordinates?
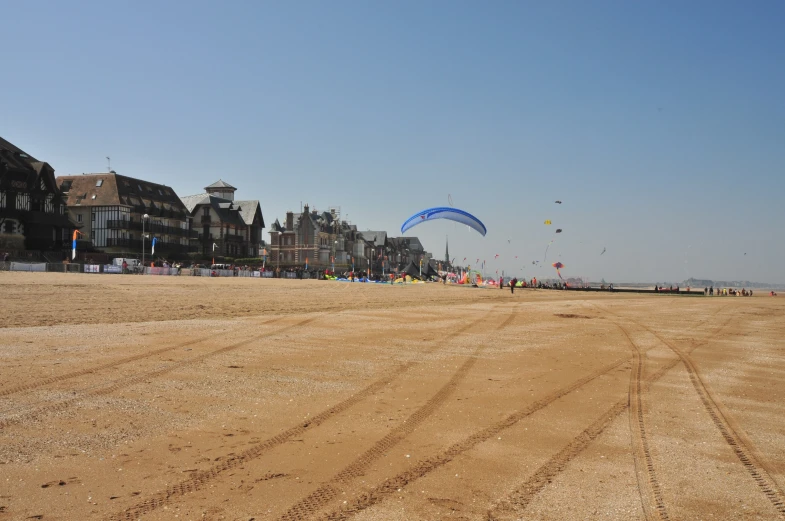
[703,286,755,297]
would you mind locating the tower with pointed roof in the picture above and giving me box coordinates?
[444,236,450,265]
[205,179,237,201]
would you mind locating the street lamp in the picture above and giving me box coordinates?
[332,240,337,273]
[141,213,149,270]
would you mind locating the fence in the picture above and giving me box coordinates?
[1,262,284,280]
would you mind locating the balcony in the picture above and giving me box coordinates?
[113,220,196,238]
[105,238,197,253]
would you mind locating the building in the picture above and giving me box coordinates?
[267,205,432,274]
[388,236,431,270]
[0,137,74,251]
[56,172,196,256]
[180,180,265,258]
[268,205,343,267]
[357,230,389,272]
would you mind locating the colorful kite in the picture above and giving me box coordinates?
[552,262,565,281]
[544,220,552,225]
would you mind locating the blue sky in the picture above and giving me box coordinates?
[3,1,784,283]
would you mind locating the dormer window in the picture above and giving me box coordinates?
[96,179,103,187]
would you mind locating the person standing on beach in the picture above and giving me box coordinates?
[511,277,517,294]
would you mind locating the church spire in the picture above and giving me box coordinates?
[444,236,450,265]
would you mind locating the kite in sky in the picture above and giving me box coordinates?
[552,262,565,281]
[555,228,562,233]
[401,207,486,236]
[555,200,562,204]
[601,247,606,256]
[544,220,552,225]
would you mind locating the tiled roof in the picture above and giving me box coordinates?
[56,173,188,216]
[179,193,246,226]
[0,136,39,161]
[235,200,264,227]
[358,231,387,247]
[205,179,236,190]
[179,193,211,213]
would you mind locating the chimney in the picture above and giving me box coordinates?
[303,204,309,215]
[286,211,294,230]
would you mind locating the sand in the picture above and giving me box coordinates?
[0,272,783,521]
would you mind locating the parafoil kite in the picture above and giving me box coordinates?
[555,200,562,204]
[555,228,562,233]
[401,207,486,236]
[600,247,606,256]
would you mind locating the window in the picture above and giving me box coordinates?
[16,193,30,211]
[91,195,96,199]
[203,207,209,215]
[96,179,103,187]
[146,185,153,193]
[77,214,83,223]
[40,179,46,190]
[0,191,5,208]
[158,189,163,195]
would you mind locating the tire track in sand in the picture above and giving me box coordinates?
[0,316,317,430]
[109,308,503,521]
[276,311,517,521]
[322,307,736,521]
[315,356,632,521]
[486,310,738,520]
[643,324,785,517]
[599,304,785,516]
[0,317,283,400]
[618,321,670,521]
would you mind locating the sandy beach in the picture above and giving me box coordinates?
[0,272,783,521]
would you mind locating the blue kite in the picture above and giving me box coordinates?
[401,207,487,236]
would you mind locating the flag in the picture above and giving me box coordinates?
[151,237,157,256]
[305,256,309,270]
[71,230,80,260]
